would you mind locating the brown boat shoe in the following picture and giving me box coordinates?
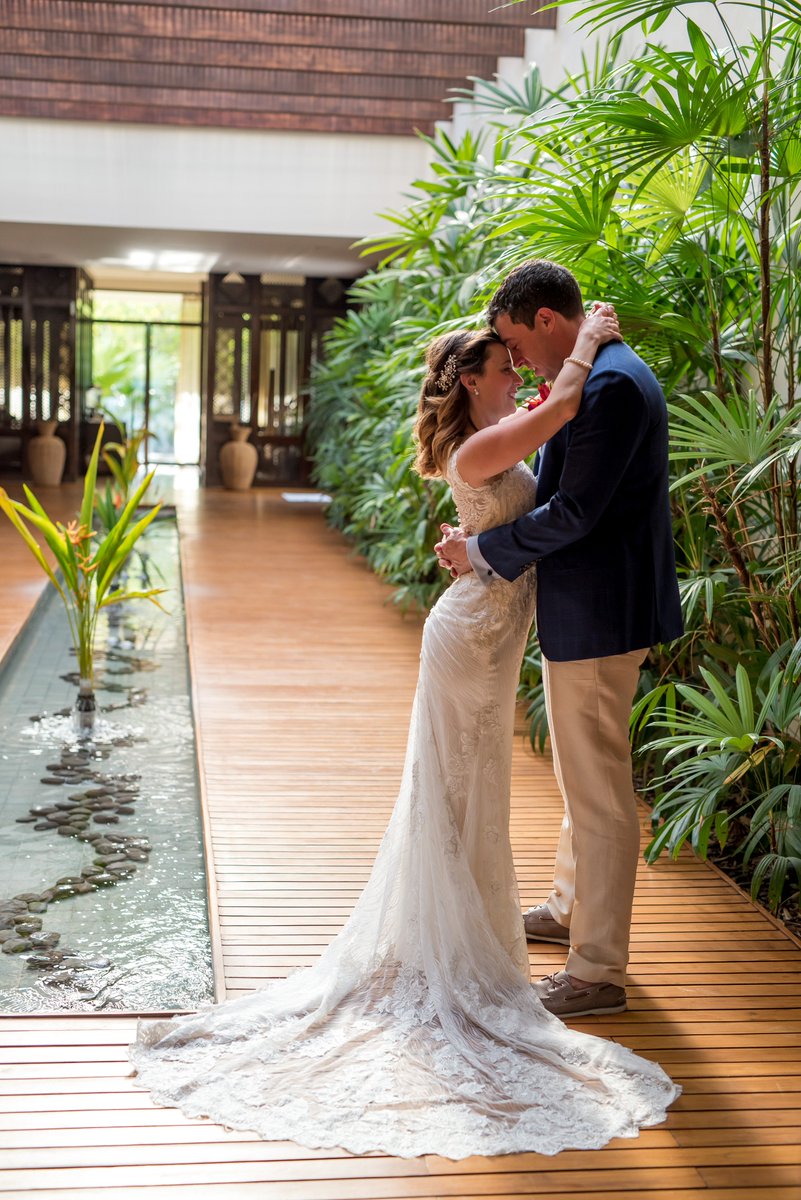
[523,904,571,945]
[534,970,627,1018]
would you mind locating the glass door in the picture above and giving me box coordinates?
[90,296,202,467]
[91,321,147,440]
[148,324,201,465]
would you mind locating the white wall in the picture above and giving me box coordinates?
[449,1,763,138]
[531,1,761,91]
[0,119,432,241]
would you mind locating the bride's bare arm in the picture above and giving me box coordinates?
[455,311,620,488]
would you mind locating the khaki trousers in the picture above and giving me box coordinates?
[542,648,649,987]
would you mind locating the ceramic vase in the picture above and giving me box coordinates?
[220,423,258,491]
[28,419,66,487]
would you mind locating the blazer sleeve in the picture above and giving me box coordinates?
[476,368,651,580]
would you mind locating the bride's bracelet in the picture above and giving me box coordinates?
[564,355,593,371]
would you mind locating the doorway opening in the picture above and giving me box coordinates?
[90,291,202,468]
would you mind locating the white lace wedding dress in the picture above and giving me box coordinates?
[130,453,680,1158]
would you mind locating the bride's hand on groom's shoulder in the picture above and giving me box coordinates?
[587,301,622,335]
[577,303,622,356]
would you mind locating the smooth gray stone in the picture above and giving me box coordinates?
[29,932,60,947]
[93,813,119,824]
[14,920,43,935]
[26,902,48,913]
[51,885,79,900]
[2,938,32,954]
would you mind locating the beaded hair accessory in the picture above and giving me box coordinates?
[435,354,458,392]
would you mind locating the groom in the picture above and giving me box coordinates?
[436,259,683,1018]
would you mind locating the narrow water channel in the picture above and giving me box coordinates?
[0,519,214,1012]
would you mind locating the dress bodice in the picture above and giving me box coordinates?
[447,452,537,537]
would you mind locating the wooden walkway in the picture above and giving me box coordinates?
[1,482,800,1199]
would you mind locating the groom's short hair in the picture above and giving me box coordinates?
[488,260,584,328]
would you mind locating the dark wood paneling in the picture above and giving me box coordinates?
[0,78,449,122]
[0,0,554,136]
[61,0,550,24]
[5,2,540,54]
[0,55,468,102]
[1,29,501,79]
[0,97,444,136]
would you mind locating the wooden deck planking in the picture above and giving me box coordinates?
[0,481,799,1197]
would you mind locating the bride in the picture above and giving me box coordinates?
[130,307,680,1159]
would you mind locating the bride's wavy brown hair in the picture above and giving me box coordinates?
[414,328,501,479]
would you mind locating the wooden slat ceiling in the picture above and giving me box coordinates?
[0,0,554,136]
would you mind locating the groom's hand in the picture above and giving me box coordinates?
[435,524,473,578]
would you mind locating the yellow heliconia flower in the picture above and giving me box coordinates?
[62,519,96,547]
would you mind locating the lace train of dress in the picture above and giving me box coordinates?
[129,456,680,1158]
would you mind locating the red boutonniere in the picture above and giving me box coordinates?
[526,383,551,410]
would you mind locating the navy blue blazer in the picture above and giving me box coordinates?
[476,341,683,662]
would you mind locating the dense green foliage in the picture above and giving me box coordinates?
[308,0,801,912]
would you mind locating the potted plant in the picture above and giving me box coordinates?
[0,424,166,735]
